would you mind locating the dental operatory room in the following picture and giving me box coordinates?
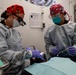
[0,0,76,75]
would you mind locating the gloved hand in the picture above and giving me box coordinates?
[32,49,44,60]
[26,47,44,60]
[26,47,31,50]
[51,47,59,55]
[67,46,76,56]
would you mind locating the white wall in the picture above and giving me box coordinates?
[0,0,76,52]
[69,0,76,21]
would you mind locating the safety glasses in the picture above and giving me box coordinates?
[51,13,61,18]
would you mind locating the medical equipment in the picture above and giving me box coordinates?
[25,47,76,75]
[57,47,76,57]
[56,48,76,62]
[57,49,68,57]
[3,45,47,74]
[26,45,36,50]
[3,48,26,75]
[14,14,26,26]
[26,45,47,61]
[0,57,9,75]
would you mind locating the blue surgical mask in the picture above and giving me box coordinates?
[52,16,62,24]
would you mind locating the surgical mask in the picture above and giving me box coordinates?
[52,16,62,24]
[14,14,26,26]
[13,19,21,28]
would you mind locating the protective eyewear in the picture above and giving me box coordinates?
[14,14,26,26]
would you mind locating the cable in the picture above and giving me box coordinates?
[3,48,26,75]
[57,49,67,57]
[26,45,36,50]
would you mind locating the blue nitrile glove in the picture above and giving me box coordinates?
[67,46,76,56]
[51,47,59,55]
[32,49,44,60]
